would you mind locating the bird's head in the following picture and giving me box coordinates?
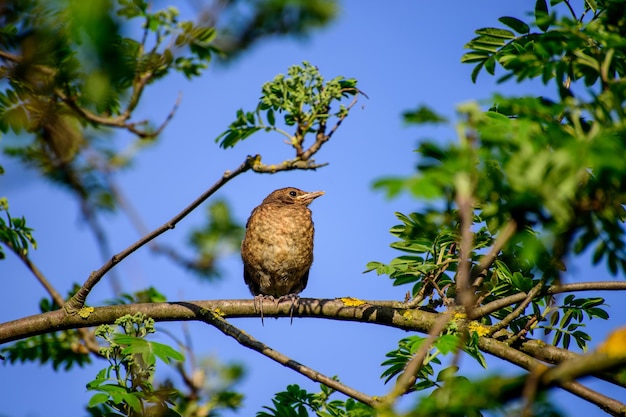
[262,187,325,206]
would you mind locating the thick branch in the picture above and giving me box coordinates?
[478,337,626,415]
[0,298,437,344]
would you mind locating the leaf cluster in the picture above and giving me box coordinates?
[87,313,185,417]
[0,196,36,259]
[542,295,608,351]
[258,383,374,417]
[216,61,358,151]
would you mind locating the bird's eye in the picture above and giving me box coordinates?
[289,190,297,197]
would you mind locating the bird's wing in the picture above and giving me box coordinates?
[243,264,261,295]
[298,269,310,294]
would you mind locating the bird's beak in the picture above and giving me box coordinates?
[297,190,325,205]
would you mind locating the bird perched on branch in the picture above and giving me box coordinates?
[241,187,324,322]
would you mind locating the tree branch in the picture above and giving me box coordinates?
[474,281,626,318]
[199,308,378,407]
[8,245,65,307]
[0,298,438,344]
[478,337,626,415]
[471,219,517,283]
[64,157,256,312]
[5,244,101,354]
[299,92,360,162]
[486,281,544,337]
[455,180,475,316]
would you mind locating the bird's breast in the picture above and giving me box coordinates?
[242,206,314,270]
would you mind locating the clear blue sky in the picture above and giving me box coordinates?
[1,1,624,416]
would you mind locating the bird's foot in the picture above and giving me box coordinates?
[253,294,276,325]
[277,293,300,324]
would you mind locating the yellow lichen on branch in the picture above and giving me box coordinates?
[338,297,366,307]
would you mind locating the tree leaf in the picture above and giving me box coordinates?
[498,16,530,34]
[474,27,516,39]
[535,0,550,31]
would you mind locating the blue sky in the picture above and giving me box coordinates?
[1,1,624,416]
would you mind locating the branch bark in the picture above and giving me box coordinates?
[0,298,437,344]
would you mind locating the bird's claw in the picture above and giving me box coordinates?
[253,294,300,325]
[278,293,300,324]
[254,294,276,325]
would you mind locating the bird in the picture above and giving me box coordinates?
[241,187,324,322]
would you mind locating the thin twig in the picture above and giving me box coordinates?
[6,244,101,354]
[65,157,256,312]
[79,196,123,296]
[10,245,65,306]
[0,49,21,62]
[471,220,517,282]
[300,92,359,161]
[474,281,626,319]
[201,310,378,407]
[487,281,544,337]
[381,309,455,407]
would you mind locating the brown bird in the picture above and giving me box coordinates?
[241,187,324,320]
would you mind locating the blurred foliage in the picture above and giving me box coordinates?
[408,374,564,417]
[380,334,486,389]
[187,199,245,279]
[213,0,338,59]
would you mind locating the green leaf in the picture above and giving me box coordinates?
[267,108,276,126]
[403,106,448,125]
[535,0,550,31]
[436,366,459,382]
[474,27,515,39]
[461,52,489,64]
[498,16,530,34]
[372,177,406,198]
[88,393,110,408]
[484,56,496,75]
[151,341,184,363]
